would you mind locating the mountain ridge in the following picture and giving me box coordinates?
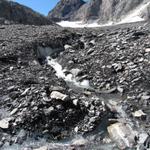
[0,0,54,25]
[48,0,86,22]
[48,0,150,24]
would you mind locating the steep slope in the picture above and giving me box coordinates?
[76,0,150,23]
[0,0,53,25]
[50,0,150,25]
[48,0,85,21]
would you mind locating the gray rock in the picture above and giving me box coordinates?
[0,0,54,25]
[48,0,85,21]
[0,117,12,129]
[50,91,68,101]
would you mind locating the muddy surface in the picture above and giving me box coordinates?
[0,22,150,149]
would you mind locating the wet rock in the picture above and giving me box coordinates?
[107,122,136,149]
[50,91,68,101]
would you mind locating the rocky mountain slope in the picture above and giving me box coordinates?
[49,0,150,24]
[0,0,53,25]
[48,0,85,21]
[0,22,150,149]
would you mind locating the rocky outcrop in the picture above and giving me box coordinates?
[49,0,150,23]
[75,0,150,23]
[48,0,85,21]
[0,0,53,25]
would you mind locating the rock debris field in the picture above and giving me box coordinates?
[0,22,150,150]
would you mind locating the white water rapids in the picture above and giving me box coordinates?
[46,56,90,89]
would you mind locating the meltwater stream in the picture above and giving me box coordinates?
[46,56,149,150]
[2,56,148,150]
[46,56,90,90]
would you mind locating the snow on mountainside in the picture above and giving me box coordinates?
[120,1,150,23]
[50,0,150,28]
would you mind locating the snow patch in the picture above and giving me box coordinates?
[57,21,113,28]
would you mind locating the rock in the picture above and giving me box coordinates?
[132,110,146,118]
[34,146,48,150]
[117,86,124,93]
[73,99,78,106]
[70,68,81,77]
[141,95,150,100]
[107,122,136,149]
[21,88,30,96]
[0,118,12,129]
[145,48,150,53]
[10,108,18,115]
[74,126,79,133]
[9,66,14,71]
[44,107,54,115]
[112,63,123,72]
[71,137,87,146]
[50,91,68,101]
[7,86,15,91]
[87,48,94,55]
[132,31,146,37]
[89,40,96,46]
[51,0,150,24]
[64,44,72,50]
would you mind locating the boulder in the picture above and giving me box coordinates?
[107,122,136,149]
[50,91,68,101]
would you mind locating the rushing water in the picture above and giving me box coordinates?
[46,56,90,90]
